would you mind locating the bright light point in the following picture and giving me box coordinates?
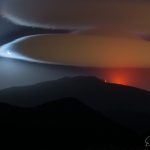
[7,51,12,55]
[0,35,71,65]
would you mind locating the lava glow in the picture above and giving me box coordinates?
[111,75,128,85]
[107,71,131,86]
[94,69,133,86]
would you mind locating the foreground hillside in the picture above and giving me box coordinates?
[0,76,149,149]
[0,76,150,132]
[0,97,144,149]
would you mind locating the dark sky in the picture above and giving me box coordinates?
[0,17,70,46]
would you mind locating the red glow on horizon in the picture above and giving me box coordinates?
[108,71,131,85]
[91,68,150,91]
[97,69,131,85]
[110,75,128,85]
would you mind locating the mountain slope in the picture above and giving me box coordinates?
[0,97,141,149]
[0,76,150,132]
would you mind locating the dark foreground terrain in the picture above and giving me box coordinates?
[0,97,146,150]
[0,76,150,149]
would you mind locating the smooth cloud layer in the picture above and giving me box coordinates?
[2,0,98,29]
[1,34,150,67]
[1,0,150,36]
[0,0,150,68]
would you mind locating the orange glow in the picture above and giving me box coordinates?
[108,71,131,85]
[92,68,150,91]
[105,70,131,86]
[111,76,128,85]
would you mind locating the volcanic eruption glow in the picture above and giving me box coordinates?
[110,75,128,85]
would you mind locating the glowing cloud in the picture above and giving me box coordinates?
[0,36,38,62]
[0,34,150,67]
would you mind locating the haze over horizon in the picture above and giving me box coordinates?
[0,57,149,92]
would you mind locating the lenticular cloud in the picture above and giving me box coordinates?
[1,0,99,29]
[1,0,150,33]
[1,34,150,67]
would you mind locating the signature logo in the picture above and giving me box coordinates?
[145,136,150,147]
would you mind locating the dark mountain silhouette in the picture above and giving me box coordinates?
[0,76,149,107]
[0,75,150,149]
[0,97,143,149]
[0,76,150,133]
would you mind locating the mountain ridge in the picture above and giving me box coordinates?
[0,76,150,133]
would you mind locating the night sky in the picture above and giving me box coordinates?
[0,0,149,91]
